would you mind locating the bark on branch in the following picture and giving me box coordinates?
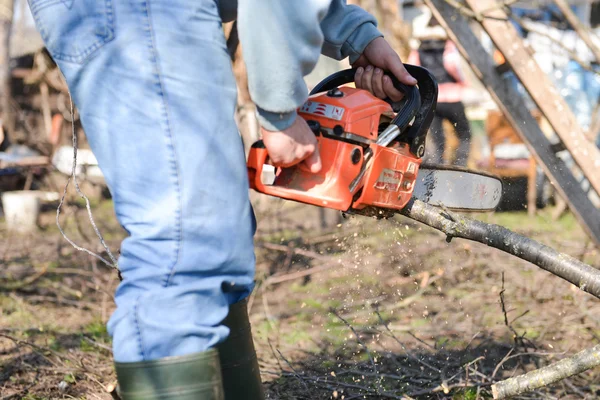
[400,199,600,299]
[491,344,600,399]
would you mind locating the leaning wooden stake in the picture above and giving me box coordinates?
[400,199,600,300]
[491,344,600,399]
[552,0,600,64]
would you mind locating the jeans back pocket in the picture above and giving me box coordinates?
[28,0,115,64]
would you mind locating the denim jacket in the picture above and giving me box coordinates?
[222,0,382,130]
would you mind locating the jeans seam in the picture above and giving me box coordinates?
[144,0,183,284]
[133,299,145,360]
[137,0,184,358]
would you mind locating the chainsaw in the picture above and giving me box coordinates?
[247,65,502,216]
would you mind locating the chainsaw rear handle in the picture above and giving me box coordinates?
[247,140,319,204]
[310,65,438,158]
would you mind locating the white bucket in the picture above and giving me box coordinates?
[1,190,41,233]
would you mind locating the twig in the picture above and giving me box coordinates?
[279,372,406,399]
[56,93,120,279]
[406,382,492,398]
[563,378,588,398]
[400,199,600,299]
[265,261,339,285]
[346,274,440,319]
[260,284,275,328]
[19,295,99,310]
[266,339,284,372]
[330,308,382,394]
[50,267,97,278]
[303,224,363,245]
[82,335,113,353]
[492,348,515,379]
[492,344,600,399]
[246,277,261,314]
[0,370,40,400]
[374,308,442,374]
[258,241,332,261]
[0,265,47,291]
[406,331,436,350]
[259,241,345,285]
[499,272,522,348]
[336,369,406,381]
[275,348,309,390]
[0,333,63,365]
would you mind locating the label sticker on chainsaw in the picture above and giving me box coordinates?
[300,101,345,120]
[374,169,403,191]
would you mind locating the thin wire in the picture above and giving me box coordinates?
[56,92,121,280]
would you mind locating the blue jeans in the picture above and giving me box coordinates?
[28,0,256,362]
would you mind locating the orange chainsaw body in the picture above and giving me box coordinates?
[247,85,422,212]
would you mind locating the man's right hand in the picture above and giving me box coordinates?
[261,116,322,173]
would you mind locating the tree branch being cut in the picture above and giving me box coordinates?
[400,199,600,299]
[400,199,600,396]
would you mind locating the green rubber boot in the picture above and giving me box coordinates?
[114,350,225,400]
[218,299,265,400]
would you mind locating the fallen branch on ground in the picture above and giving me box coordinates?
[400,199,600,299]
[258,241,332,261]
[264,262,338,285]
[491,344,600,399]
[0,265,47,291]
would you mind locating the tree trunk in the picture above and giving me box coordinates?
[0,0,13,143]
[225,21,260,157]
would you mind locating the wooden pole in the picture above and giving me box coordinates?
[464,0,600,199]
[552,0,600,63]
[423,0,600,245]
[224,21,259,157]
[0,0,13,141]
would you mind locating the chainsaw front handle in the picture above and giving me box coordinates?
[402,65,438,158]
[309,68,420,135]
[309,65,438,158]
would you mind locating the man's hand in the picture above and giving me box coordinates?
[261,116,322,173]
[352,37,417,102]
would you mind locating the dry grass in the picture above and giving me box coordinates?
[0,188,599,399]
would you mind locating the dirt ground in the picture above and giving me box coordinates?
[1,175,600,399]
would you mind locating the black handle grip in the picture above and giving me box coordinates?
[401,65,438,158]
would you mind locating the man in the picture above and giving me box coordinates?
[27,0,416,398]
[409,11,470,166]
[409,37,470,166]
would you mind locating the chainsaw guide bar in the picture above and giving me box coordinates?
[412,166,502,211]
